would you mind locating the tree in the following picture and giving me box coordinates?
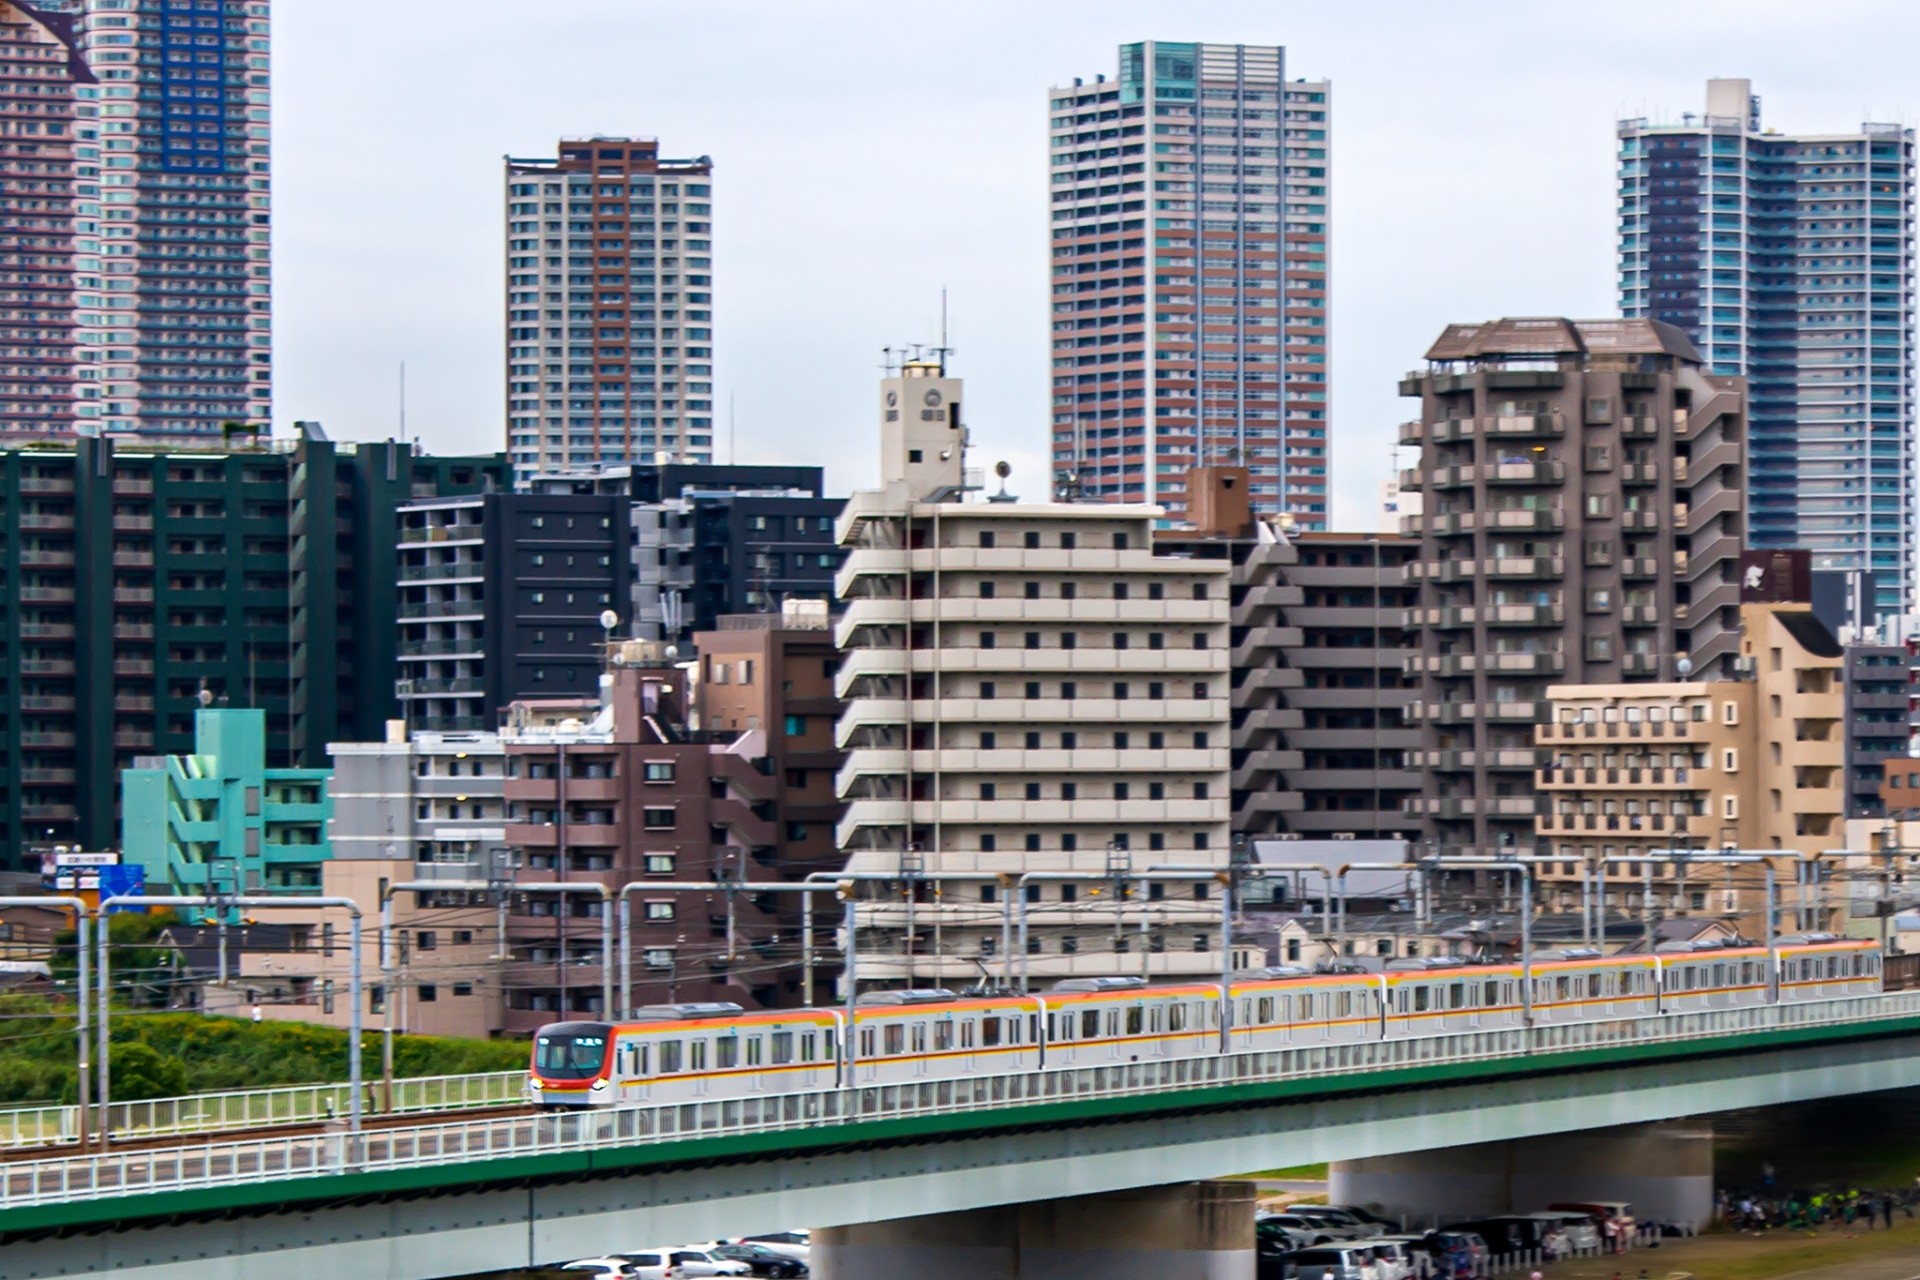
[50,909,182,1008]
[105,1041,189,1101]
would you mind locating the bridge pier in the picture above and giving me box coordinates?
[1328,1120,1714,1230]
[812,1180,1255,1280]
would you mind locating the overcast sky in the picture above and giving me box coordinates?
[271,1,1920,528]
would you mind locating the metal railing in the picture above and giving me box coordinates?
[0,1070,526,1150]
[2,992,1916,1210]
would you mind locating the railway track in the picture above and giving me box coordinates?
[0,1103,537,1164]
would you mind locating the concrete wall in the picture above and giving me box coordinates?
[1329,1121,1714,1231]
[814,1181,1254,1280]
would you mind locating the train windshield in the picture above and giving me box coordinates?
[534,1030,610,1079]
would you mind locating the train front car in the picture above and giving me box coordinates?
[529,1020,616,1108]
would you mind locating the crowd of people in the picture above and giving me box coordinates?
[1718,1166,1915,1235]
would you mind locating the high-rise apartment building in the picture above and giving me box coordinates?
[836,360,1234,987]
[42,0,272,436]
[1399,318,1747,858]
[1156,468,1421,842]
[0,3,91,434]
[0,431,504,867]
[394,491,631,734]
[1619,78,1916,617]
[504,137,715,476]
[529,462,842,644]
[1048,41,1330,524]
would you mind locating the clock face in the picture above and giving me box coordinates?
[885,391,898,407]
[923,389,943,407]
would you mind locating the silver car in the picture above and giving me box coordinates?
[1288,1245,1381,1280]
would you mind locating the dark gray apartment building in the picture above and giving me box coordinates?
[1398,317,1747,858]
[531,463,844,644]
[1843,643,1916,819]
[1159,469,1420,842]
[396,493,632,733]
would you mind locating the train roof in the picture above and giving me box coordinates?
[856,988,960,1006]
[630,1002,746,1021]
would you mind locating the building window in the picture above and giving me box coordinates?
[1025,631,1041,650]
[643,761,674,783]
[645,901,676,920]
[642,807,676,830]
[980,631,996,649]
[1149,632,1165,650]
[980,783,997,800]
[1024,531,1040,549]
[980,731,997,748]
[979,581,995,598]
[785,715,805,736]
[415,931,437,952]
[453,983,474,997]
[418,984,438,1003]
[978,531,995,548]
[645,853,675,874]
[1113,533,1129,550]
[1025,582,1041,600]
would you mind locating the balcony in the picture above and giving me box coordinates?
[1537,719,1702,742]
[1482,556,1564,580]
[1620,510,1660,531]
[400,525,484,544]
[1620,416,1659,438]
[1483,460,1565,485]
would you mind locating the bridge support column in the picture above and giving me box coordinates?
[1328,1120,1714,1231]
[812,1179,1254,1280]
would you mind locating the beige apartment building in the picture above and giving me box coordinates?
[1534,602,1845,932]
[835,360,1234,988]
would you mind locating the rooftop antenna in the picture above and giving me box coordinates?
[398,360,407,448]
[938,287,949,375]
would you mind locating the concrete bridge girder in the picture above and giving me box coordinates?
[6,1032,1920,1280]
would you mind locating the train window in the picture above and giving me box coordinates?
[824,1028,836,1059]
[1169,1003,1187,1032]
[934,1021,954,1051]
[689,1041,707,1071]
[860,1028,876,1057]
[769,1030,793,1064]
[1413,987,1430,1013]
[1484,980,1500,1006]
[1589,974,1602,998]
[746,1036,764,1066]
[960,1021,975,1049]
[658,1041,683,1074]
[1712,963,1726,987]
[883,1024,904,1055]
[982,1017,1002,1047]
[1449,983,1466,1010]
[1338,991,1352,1018]
[1126,1006,1144,1035]
[1047,1014,1061,1041]
[639,1044,650,1076]
[1257,997,1275,1024]
[716,1036,739,1069]
[801,1032,817,1063]
[911,1025,927,1052]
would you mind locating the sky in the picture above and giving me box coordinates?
[271,1,1920,529]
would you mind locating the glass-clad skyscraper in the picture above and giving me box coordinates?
[1619,78,1916,617]
[1048,41,1330,524]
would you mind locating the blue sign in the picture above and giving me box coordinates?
[97,866,147,913]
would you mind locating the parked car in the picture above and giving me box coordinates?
[1258,1212,1348,1244]
[1523,1210,1598,1253]
[667,1250,751,1278]
[1438,1216,1558,1259]
[1349,1238,1415,1280]
[564,1261,639,1279]
[612,1251,676,1280]
[1547,1201,1634,1244]
[709,1244,807,1278]
[1281,1208,1371,1241]
[1323,1205,1401,1231]
[1286,1245,1381,1280]
[738,1233,811,1264]
[1293,1206,1381,1237]
[1426,1230,1486,1276]
[1255,1233,1299,1280]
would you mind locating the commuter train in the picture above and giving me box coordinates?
[527,933,1880,1108]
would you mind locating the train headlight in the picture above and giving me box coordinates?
[590,1079,608,1091]
[528,1076,544,1090]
